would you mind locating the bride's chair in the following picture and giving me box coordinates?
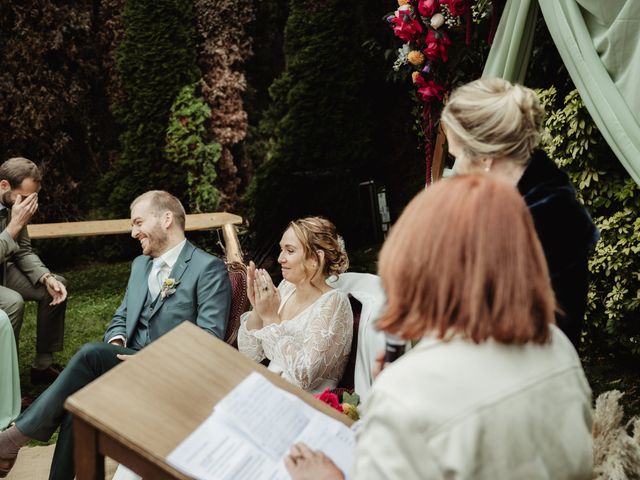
[224,261,249,347]
[328,272,394,401]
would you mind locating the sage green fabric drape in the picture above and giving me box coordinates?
[0,311,20,430]
[482,0,539,83]
[483,0,640,186]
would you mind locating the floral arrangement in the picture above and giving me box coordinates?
[160,278,180,299]
[385,0,496,183]
[386,0,496,104]
[387,0,469,104]
[315,388,360,421]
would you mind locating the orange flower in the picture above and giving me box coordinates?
[407,50,425,65]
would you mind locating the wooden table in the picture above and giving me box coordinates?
[27,212,244,263]
[65,322,351,480]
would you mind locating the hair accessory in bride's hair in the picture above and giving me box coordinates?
[337,235,346,254]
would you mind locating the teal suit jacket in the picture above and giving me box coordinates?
[103,241,231,346]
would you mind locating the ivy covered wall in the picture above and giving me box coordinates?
[166,83,222,213]
[539,87,640,358]
[0,2,116,221]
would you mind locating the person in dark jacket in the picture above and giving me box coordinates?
[441,77,599,348]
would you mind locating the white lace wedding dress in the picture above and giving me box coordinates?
[237,280,353,393]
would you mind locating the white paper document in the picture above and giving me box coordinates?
[167,372,355,480]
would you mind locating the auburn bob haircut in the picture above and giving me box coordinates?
[377,175,554,345]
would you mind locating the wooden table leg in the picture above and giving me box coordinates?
[73,416,105,480]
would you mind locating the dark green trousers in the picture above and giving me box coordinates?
[15,342,136,480]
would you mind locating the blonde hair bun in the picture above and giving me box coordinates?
[441,78,544,166]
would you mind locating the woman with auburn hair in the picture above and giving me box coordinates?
[238,216,353,393]
[285,176,593,480]
[440,77,598,347]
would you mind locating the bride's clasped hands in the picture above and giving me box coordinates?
[246,261,281,328]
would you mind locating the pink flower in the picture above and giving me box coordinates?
[414,76,446,103]
[389,16,423,43]
[423,29,451,61]
[442,0,469,16]
[422,42,440,61]
[417,0,440,17]
[315,388,343,413]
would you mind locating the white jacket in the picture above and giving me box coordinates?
[353,325,593,479]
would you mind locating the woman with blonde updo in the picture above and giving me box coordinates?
[440,77,599,347]
[238,216,353,392]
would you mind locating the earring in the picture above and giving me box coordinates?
[484,166,490,172]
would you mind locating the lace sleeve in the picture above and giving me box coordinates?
[255,291,353,391]
[237,311,265,362]
[237,280,294,363]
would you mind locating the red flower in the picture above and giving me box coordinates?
[425,29,451,45]
[417,0,440,17]
[423,30,452,61]
[414,76,446,103]
[315,388,343,413]
[422,42,440,61]
[389,15,423,43]
[442,0,469,16]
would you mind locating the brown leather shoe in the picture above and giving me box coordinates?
[30,363,64,385]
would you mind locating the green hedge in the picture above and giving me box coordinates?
[100,0,200,216]
[539,87,640,357]
[166,82,222,213]
[244,0,377,247]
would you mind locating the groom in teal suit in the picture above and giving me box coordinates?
[0,190,231,480]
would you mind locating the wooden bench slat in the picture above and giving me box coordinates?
[27,212,243,240]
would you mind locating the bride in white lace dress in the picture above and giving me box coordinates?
[237,217,353,393]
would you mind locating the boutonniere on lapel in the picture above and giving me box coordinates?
[160,278,180,300]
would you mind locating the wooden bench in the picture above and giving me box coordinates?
[26,212,244,263]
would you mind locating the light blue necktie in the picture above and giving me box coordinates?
[148,258,167,299]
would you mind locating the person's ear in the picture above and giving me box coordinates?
[0,179,10,191]
[163,211,173,229]
[479,157,493,172]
